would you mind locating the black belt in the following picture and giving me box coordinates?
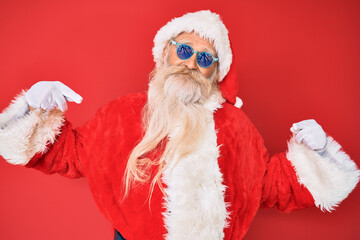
[114,229,126,240]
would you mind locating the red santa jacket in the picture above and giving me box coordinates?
[1,89,356,240]
[25,91,313,239]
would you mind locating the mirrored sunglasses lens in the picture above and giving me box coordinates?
[177,44,193,60]
[197,52,214,68]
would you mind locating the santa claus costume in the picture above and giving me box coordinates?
[0,10,359,240]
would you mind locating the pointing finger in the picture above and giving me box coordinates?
[54,81,83,104]
[292,119,317,131]
[290,126,299,134]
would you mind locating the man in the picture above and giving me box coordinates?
[0,10,359,240]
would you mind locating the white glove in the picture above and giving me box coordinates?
[25,81,83,112]
[290,119,327,154]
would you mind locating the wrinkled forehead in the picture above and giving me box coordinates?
[173,32,217,56]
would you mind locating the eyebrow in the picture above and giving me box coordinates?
[178,40,217,56]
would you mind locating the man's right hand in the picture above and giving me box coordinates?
[26,81,83,112]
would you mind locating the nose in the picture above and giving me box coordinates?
[182,53,198,70]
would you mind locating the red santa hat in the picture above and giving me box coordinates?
[152,10,243,108]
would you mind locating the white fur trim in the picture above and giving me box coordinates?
[204,92,225,112]
[286,136,360,212]
[234,96,243,109]
[0,90,65,165]
[153,10,232,82]
[162,111,230,239]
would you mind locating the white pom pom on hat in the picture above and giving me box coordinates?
[152,10,233,82]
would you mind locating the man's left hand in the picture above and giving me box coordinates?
[290,119,327,152]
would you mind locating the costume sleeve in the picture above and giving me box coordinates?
[260,128,360,212]
[0,90,106,179]
[260,150,315,212]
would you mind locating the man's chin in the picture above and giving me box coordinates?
[163,75,208,106]
[165,86,204,106]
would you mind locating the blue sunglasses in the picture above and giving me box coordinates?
[170,40,219,68]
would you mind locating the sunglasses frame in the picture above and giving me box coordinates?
[170,40,219,68]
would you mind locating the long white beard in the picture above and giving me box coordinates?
[122,63,223,202]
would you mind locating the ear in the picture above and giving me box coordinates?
[161,42,171,62]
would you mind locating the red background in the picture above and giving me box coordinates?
[1,0,359,239]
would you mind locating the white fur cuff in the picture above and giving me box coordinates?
[0,90,65,165]
[286,136,360,212]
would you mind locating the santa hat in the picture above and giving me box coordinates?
[152,10,243,108]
